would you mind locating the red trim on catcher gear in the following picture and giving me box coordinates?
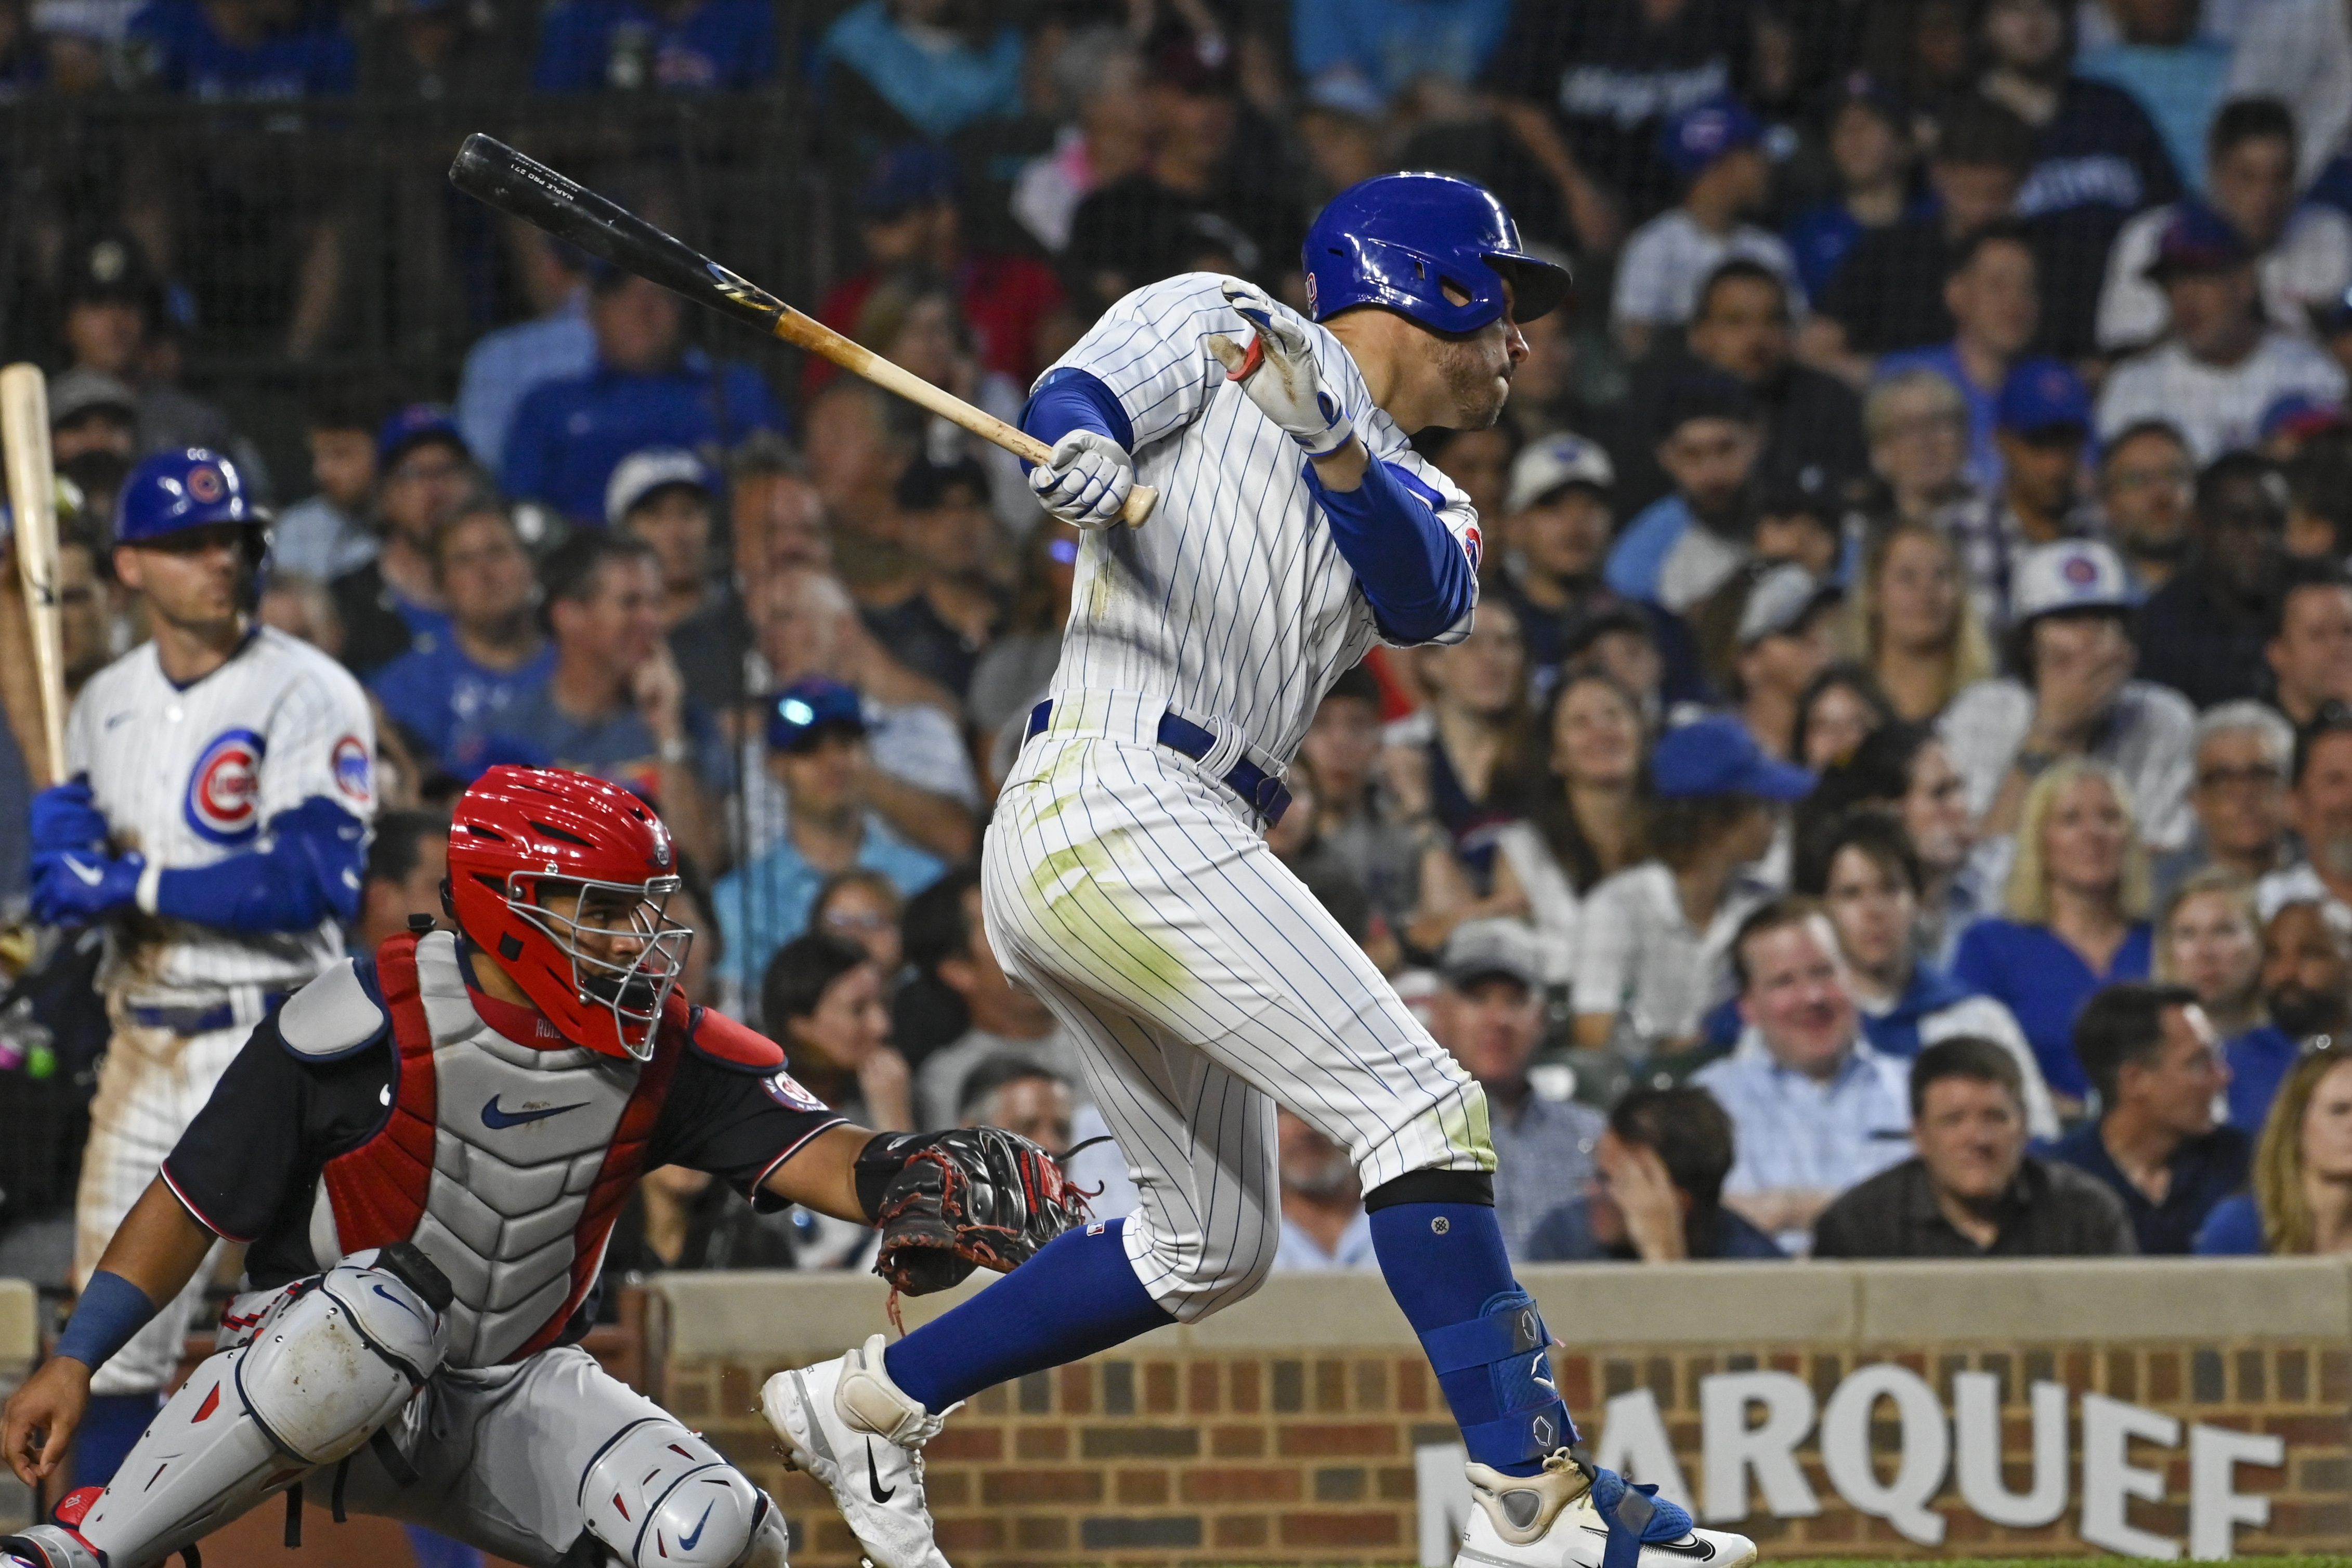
[53,1487,101,1528]
[1225,333,1266,382]
[509,987,686,1360]
[684,1004,786,1070]
[320,934,690,1364]
[321,932,439,1259]
[192,1382,221,1423]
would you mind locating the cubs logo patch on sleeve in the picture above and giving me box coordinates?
[332,735,374,805]
[185,728,266,844]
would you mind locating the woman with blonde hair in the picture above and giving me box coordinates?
[2153,869,2265,1039]
[1844,520,1994,720]
[2196,1046,2352,1255]
[1952,759,2153,1113]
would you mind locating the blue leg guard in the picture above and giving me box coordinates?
[1413,1290,1577,1469]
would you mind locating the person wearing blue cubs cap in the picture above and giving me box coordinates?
[29,445,377,1491]
[709,678,945,1016]
[1945,357,2101,633]
[1571,711,1813,1065]
[2098,198,2348,463]
[1613,93,1802,361]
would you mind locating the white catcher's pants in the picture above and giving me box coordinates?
[982,694,1495,1321]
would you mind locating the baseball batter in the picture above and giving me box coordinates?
[25,449,377,1474]
[761,175,1759,1568]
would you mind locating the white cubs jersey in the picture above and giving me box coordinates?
[67,626,377,1002]
[1046,272,1482,766]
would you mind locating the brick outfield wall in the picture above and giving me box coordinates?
[648,1263,2352,1564]
[667,1339,2350,1564]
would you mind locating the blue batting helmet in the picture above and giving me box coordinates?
[1302,173,1572,334]
[115,448,258,545]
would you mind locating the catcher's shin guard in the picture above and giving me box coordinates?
[578,1417,787,1568]
[21,1248,449,1568]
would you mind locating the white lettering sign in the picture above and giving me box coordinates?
[1413,1369,2287,1564]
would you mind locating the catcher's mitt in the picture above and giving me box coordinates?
[865,1127,1095,1312]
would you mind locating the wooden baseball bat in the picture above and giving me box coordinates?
[448,134,1155,529]
[1,363,67,787]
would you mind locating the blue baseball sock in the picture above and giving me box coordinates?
[1369,1200,1574,1479]
[883,1218,1174,1413]
[71,1392,163,1492]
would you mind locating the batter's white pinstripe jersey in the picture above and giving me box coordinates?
[1048,272,1484,764]
[67,626,376,1002]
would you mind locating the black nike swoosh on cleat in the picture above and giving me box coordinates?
[866,1439,896,1504]
[1582,1526,1715,1560]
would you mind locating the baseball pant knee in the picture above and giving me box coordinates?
[1123,1188,1284,1321]
[578,1418,784,1568]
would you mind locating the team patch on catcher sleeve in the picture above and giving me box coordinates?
[763,1070,829,1112]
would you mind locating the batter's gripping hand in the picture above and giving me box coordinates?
[30,849,143,925]
[865,1127,1094,1301]
[1028,429,1135,531]
[29,778,108,855]
[1206,280,1355,459]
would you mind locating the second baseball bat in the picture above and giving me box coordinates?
[1,363,67,787]
[448,134,1155,528]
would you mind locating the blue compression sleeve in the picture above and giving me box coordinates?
[1305,458,1478,644]
[152,796,368,932]
[1018,367,1134,471]
[55,1270,160,1370]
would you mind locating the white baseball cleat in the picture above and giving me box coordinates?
[760,1333,954,1568]
[1456,1450,1757,1568]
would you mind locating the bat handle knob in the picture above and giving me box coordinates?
[1119,485,1158,529]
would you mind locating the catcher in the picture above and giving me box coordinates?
[0,766,1086,1568]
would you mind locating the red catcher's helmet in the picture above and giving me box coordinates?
[445,766,692,1061]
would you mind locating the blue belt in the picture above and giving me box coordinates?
[130,993,286,1034]
[1027,700,1292,826]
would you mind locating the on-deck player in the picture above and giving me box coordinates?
[761,174,1760,1568]
[0,766,1062,1568]
[25,449,378,1479]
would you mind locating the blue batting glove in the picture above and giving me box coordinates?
[29,777,109,855]
[31,850,145,925]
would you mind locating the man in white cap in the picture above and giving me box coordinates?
[1726,562,1842,762]
[1938,539,2195,848]
[606,446,739,704]
[1496,432,1705,704]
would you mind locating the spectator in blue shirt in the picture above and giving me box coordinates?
[467,530,724,869]
[712,679,947,1012]
[456,237,596,471]
[502,264,782,524]
[2054,981,2248,1253]
[531,0,774,93]
[1692,899,1916,1252]
[1521,1086,1786,1263]
[2198,1043,2352,1255]
[1786,75,1926,306]
[815,0,1021,146]
[2230,898,2352,1133]
[1952,759,2155,1109]
[368,496,552,773]
[125,0,354,98]
[1289,0,1509,108]
[1876,222,2043,496]
[1604,371,1763,615]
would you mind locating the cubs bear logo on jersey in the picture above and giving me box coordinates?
[185,728,266,844]
[332,734,374,805]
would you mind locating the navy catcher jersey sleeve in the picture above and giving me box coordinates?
[647,1053,846,1204]
[160,1015,392,1259]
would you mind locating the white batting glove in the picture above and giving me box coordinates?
[1027,429,1135,530]
[1206,279,1355,459]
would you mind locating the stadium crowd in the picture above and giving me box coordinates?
[14,0,2352,1302]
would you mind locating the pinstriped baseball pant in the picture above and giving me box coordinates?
[73,1002,242,1396]
[981,696,1495,1322]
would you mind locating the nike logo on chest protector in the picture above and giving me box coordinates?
[409,939,640,1366]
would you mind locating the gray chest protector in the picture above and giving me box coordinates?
[286,931,665,1368]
